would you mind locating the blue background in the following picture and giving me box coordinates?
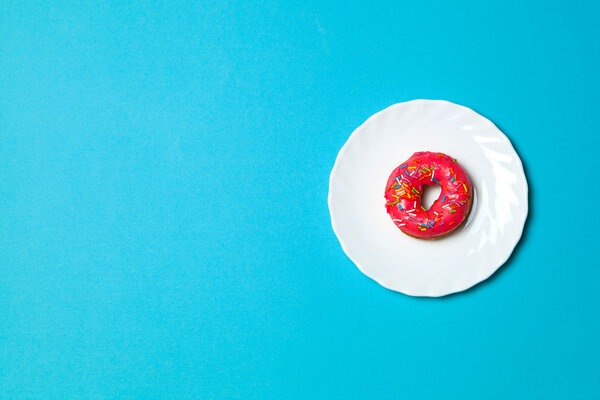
[1,1,599,398]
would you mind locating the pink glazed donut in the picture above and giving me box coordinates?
[384,151,473,240]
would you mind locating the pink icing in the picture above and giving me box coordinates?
[384,151,473,239]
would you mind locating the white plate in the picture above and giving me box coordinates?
[328,100,528,297]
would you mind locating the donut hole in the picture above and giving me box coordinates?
[421,184,442,210]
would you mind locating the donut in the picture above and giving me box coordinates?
[384,151,473,240]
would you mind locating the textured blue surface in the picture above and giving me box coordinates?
[1,1,599,398]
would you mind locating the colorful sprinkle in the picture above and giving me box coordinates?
[400,165,407,169]
[442,195,446,203]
